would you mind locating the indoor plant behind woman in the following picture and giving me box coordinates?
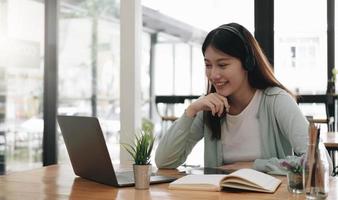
[122,130,155,189]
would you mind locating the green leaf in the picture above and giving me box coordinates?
[120,129,156,165]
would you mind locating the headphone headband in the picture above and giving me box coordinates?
[216,25,255,71]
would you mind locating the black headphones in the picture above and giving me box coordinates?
[216,25,256,71]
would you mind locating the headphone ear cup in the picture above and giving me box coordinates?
[245,56,254,71]
[217,24,256,71]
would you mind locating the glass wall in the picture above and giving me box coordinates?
[58,0,122,164]
[58,0,151,164]
[3,0,334,172]
[150,0,254,120]
[0,0,44,173]
[144,0,254,166]
[142,0,254,32]
[275,0,327,94]
[275,0,327,119]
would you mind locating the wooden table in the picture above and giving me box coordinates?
[0,164,337,200]
[321,132,338,172]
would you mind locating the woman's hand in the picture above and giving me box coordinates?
[185,93,230,118]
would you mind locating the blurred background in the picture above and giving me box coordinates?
[0,0,336,174]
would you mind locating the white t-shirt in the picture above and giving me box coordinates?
[222,90,262,163]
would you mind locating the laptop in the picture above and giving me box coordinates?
[57,115,176,187]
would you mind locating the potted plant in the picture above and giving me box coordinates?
[122,130,155,189]
[280,156,305,194]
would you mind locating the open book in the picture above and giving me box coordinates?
[169,168,282,193]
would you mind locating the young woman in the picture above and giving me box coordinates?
[155,23,332,172]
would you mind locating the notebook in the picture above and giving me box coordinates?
[57,115,176,187]
[169,168,281,193]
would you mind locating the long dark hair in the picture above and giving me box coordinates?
[202,23,291,140]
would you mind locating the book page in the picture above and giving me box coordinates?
[220,182,270,193]
[169,174,227,191]
[221,168,281,192]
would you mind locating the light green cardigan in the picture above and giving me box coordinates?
[155,87,309,170]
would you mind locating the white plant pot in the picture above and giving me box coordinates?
[133,164,152,189]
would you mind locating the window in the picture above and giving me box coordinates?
[142,0,254,31]
[58,0,121,164]
[0,0,44,172]
[275,0,328,122]
[58,1,152,164]
[275,0,327,94]
[143,0,254,167]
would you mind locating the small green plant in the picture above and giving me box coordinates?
[280,156,305,175]
[122,130,155,165]
[142,118,154,136]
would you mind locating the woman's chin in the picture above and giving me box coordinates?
[215,90,230,97]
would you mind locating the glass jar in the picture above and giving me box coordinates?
[287,171,303,194]
[303,142,330,199]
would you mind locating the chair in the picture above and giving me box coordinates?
[297,94,336,131]
[298,94,338,174]
[306,116,335,132]
[155,95,199,137]
[333,166,338,176]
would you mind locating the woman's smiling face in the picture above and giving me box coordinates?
[204,46,249,97]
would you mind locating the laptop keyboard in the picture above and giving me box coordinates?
[116,171,135,182]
